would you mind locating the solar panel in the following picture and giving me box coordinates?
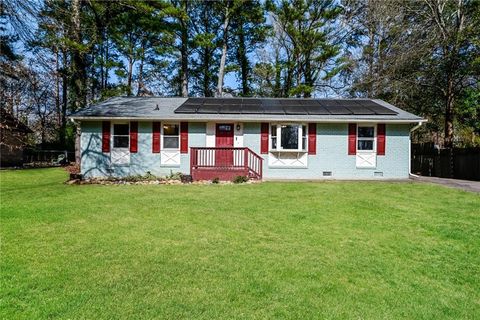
[175,104,198,113]
[323,101,352,115]
[173,98,399,116]
[186,97,206,104]
[305,105,330,115]
[284,105,308,115]
[242,98,261,105]
[363,103,398,115]
[262,107,285,114]
[262,99,286,114]
[241,104,264,114]
[202,98,219,105]
[346,104,376,115]
[218,104,243,114]
[196,104,219,113]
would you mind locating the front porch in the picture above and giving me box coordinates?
[190,147,263,181]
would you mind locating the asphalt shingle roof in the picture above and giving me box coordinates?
[70,97,424,123]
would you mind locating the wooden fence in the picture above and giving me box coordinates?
[411,143,480,181]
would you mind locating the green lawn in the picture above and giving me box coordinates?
[1,169,479,319]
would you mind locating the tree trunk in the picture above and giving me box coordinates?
[60,49,68,148]
[127,57,133,96]
[274,48,281,97]
[444,78,455,148]
[70,0,87,112]
[137,41,145,96]
[216,7,230,97]
[104,37,109,89]
[54,48,61,128]
[237,22,249,96]
[304,54,312,98]
[180,0,189,97]
[203,48,211,97]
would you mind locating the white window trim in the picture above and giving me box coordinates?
[111,121,130,150]
[269,123,307,152]
[357,124,377,153]
[161,122,180,151]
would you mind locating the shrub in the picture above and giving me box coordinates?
[181,175,193,183]
[166,171,183,181]
[232,175,249,184]
[144,171,157,180]
[211,177,220,184]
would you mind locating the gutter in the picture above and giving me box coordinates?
[409,121,424,177]
[68,116,427,124]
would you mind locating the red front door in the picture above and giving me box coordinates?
[215,123,234,166]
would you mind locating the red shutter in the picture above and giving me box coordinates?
[308,123,316,155]
[180,122,188,154]
[130,121,138,153]
[152,122,160,153]
[348,123,356,155]
[377,123,386,155]
[102,121,110,153]
[260,123,269,154]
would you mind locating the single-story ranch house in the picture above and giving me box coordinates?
[70,97,425,180]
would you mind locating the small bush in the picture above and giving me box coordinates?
[181,175,193,183]
[212,177,220,184]
[166,171,183,181]
[232,175,249,184]
[144,171,157,180]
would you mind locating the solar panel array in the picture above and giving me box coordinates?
[174,98,398,116]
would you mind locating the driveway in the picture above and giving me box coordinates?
[411,175,480,193]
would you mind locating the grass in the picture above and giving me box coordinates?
[1,168,479,319]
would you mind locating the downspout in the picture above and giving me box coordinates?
[409,121,423,177]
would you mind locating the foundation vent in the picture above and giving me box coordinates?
[323,171,332,177]
[374,171,384,177]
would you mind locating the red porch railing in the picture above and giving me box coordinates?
[190,147,263,181]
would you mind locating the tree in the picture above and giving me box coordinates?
[268,0,347,97]
[190,1,221,97]
[344,0,480,147]
[230,0,270,96]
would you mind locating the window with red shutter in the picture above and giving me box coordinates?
[102,121,110,152]
[130,121,138,153]
[348,123,356,155]
[152,122,160,153]
[308,123,316,155]
[260,123,269,154]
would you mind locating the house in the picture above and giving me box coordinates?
[69,97,425,180]
[0,108,33,167]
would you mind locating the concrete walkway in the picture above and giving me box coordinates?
[411,175,480,193]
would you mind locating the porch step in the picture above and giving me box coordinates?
[190,147,263,181]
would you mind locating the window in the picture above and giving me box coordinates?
[218,124,232,131]
[113,124,129,148]
[163,123,179,149]
[271,125,277,149]
[302,125,307,150]
[357,126,375,151]
[281,125,299,149]
[270,124,306,151]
